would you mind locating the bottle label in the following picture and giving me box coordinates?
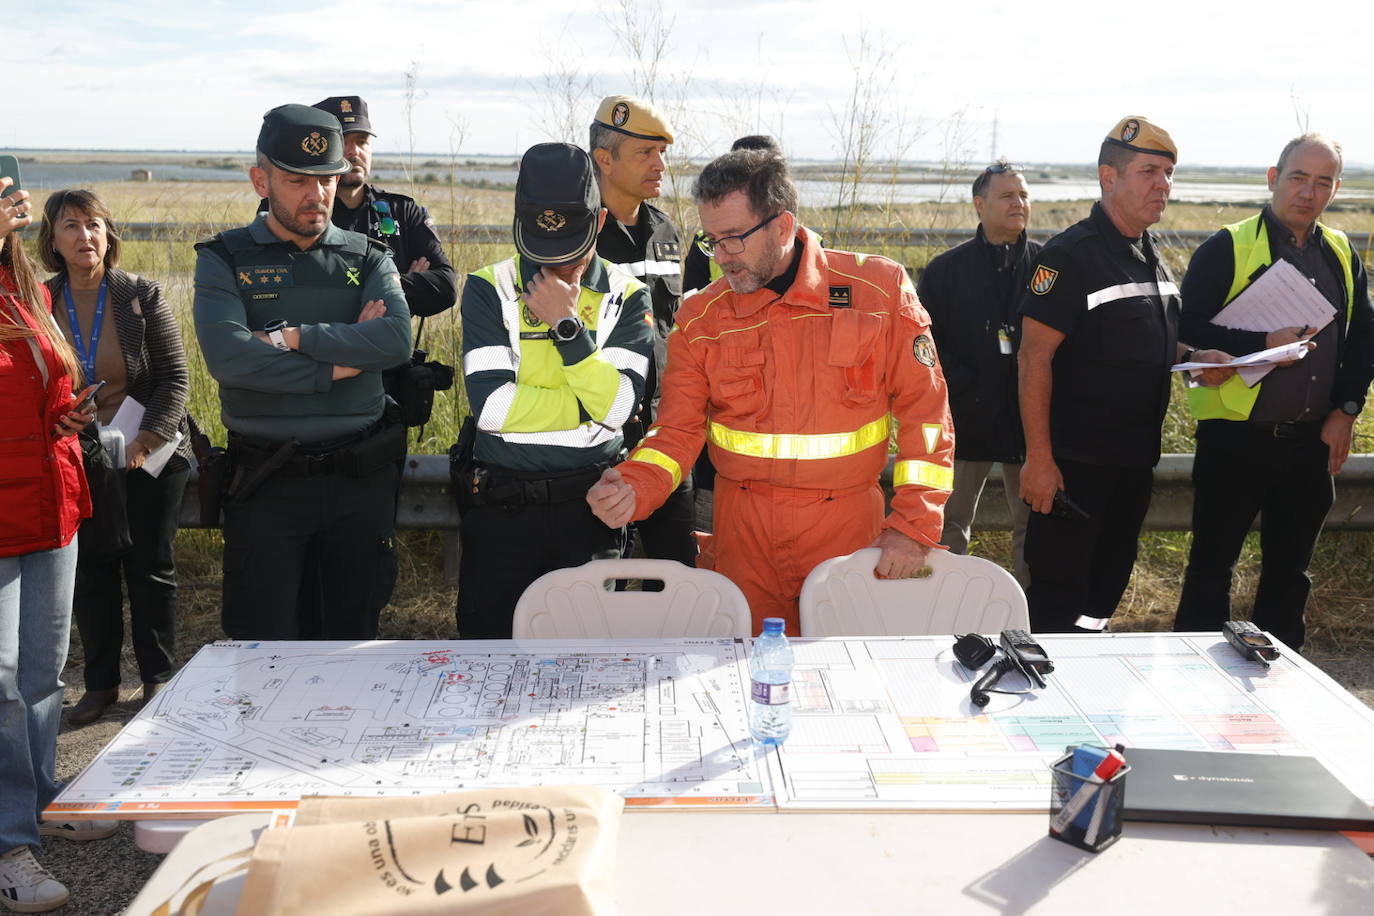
[751,680,790,706]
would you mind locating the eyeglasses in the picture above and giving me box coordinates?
[699,211,781,256]
[371,199,398,236]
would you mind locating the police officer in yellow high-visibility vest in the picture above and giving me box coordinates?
[1173,134,1374,650]
[455,143,655,638]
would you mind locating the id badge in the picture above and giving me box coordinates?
[998,325,1013,355]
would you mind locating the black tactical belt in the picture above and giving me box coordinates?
[230,419,404,478]
[1248,419,1323,440]
[472,462,608,507]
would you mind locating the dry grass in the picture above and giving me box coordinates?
[35,178,1374,661]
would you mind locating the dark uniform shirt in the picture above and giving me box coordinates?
[193,217,412,443]
[1018,202,1179,468]
[919,225,1041,462]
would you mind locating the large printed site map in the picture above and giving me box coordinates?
[51,639,770,817]
[51,634,1374,817]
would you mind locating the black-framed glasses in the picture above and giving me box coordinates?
[372,199,398,236]
[700,211,781,256]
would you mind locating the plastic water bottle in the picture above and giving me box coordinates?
[749,617,794,746]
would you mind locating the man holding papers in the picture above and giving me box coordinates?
[1174,134,1374,649]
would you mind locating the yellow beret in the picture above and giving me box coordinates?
[1104,116,1177,163]
[592,95,674,144]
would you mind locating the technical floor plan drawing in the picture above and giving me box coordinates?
[51,639,771,817]
[51,634,1374,818]
[773,634,1374,811]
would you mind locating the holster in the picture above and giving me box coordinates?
[447,414,478,518]
[383,348,456,428]
[187,414,230,527]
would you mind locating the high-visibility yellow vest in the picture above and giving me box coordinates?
[1187,212,1354,421]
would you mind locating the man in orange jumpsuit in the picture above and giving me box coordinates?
[587,149,954,632]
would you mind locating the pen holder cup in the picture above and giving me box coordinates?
[1048,751,1129,853]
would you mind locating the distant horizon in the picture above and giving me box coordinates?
[10,147,1374,176]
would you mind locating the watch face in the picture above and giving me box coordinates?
[1342,401,1360,416]
[554,317,581,340]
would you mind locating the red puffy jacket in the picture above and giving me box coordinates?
[0,275,90,558]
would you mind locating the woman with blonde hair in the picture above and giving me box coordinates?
[0,178,116,913]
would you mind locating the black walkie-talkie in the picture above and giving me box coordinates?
[1223,621,1280,666]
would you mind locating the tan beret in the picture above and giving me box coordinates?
[592,95,674,144]
[1104,116,1177,163]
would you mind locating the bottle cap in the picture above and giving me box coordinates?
[761,618,785,635]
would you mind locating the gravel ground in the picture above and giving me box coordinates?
[40,650,1374,915]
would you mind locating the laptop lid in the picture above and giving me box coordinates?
[1122,748,1374,832]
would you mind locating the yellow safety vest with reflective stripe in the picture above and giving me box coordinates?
[1187,213,1355,421]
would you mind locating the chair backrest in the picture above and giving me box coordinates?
[799,547,1029,637]
[512,559,752,639]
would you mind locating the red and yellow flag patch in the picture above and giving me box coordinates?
[1030,265,1059,295]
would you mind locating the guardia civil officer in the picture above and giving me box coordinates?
[456,143,654,638]
[194,104,412,639]
[589,95,695,566]
[1017,117,1232,633]
[1173,133,1374,650]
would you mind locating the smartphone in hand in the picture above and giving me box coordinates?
[73,379,107,413]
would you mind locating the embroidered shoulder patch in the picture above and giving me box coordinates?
[912,334,937,367]
[1030,265,1059,295]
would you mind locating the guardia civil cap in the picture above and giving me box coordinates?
[313,95,375,136]
[591,95,675,144]
[513,143,601,266]
[1104,116,1177,163]
[256,104,350,176]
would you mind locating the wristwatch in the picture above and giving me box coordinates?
[1340,400,1360,418]
[550,315,584,343]
[265,318,290,351]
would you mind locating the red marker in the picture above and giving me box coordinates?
[1049,749,1125,836]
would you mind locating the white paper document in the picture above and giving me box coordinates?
[109,396,183,478]
[1210,258,1336,334]
[1170,339,1312,377]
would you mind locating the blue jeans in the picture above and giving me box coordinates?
[0,539,78,852]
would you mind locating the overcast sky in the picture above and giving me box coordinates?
[12,0,1369,169]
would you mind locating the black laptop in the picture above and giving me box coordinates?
[1122,748,1374,831]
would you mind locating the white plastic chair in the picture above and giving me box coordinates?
[512,559,752,638]
[799,547,1029,637]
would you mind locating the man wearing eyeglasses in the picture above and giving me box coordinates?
[588,95,697,569]
[919,160,1038,586]
[587,149,954,631]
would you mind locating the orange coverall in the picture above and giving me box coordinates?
[618,227,954,631]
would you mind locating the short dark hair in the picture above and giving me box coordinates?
[972,159,1022,199]
[692,149,798,219]
[37,189,122,275]
[1276,132,1343,176]
[730,135,780,153]
[1097,140,1137,173]
[588,122,628,159]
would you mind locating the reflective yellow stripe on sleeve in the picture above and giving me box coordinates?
[708,416,890,460]
[629,448,683,490]
[893,459,954,491]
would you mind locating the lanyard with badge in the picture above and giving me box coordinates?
[63,277,108,382]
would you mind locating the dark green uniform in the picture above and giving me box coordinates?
[194,217,412,639]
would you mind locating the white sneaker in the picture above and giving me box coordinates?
[0,847,68,913]
[36,819,118,841]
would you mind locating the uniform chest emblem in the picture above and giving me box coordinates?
[238,265,291,288]
[912,334,937,367]
[653,240,680,261]
[828,285,852,308]
[345,266,361,286]
[301,132,328,156]
[1030,265,1059,295]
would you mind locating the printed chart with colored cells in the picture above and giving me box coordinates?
[50,639,769,818]
[772,634,1374,811]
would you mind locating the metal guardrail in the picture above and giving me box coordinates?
[175,453,1374,532]
[117,222,1374,251]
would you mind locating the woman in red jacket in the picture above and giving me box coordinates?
[0,179,113,914]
